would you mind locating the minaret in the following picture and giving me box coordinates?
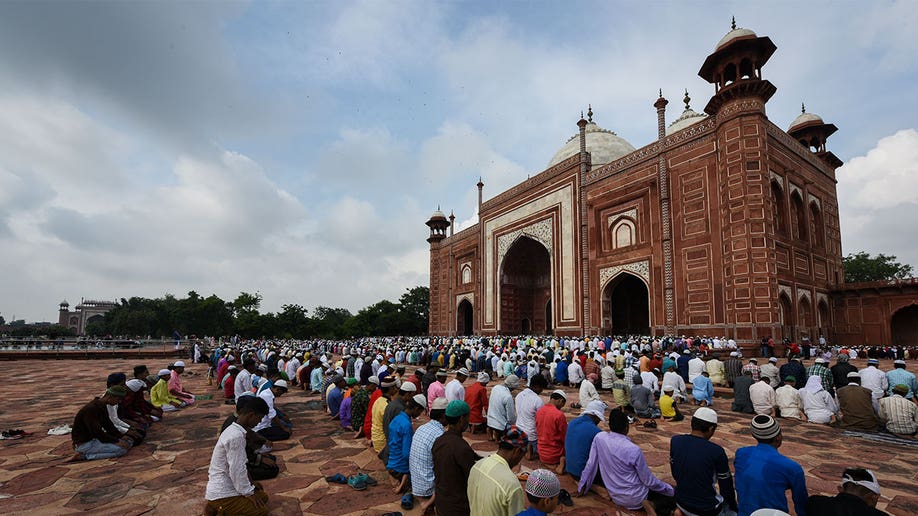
[654,90,675,335]
[477,178,484,210]
[787,103,843,168]
[698,17,777,115]
[449,210,455,237]
[425,207,449,244]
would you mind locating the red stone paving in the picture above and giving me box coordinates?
[0,358,914,515]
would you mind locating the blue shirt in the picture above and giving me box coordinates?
[555,361,569,383]
[386,411,414,473]
[515,507,547,516]
[564,414,601,477]
[692,375,714,403]
[328,386,343,417]
[734,443,808,516]
[887,368,918,398]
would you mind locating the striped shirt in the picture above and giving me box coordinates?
[878,395,918,435]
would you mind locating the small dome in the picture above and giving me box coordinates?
[715,18,757,50]
[428,209,447,221]
[547,116,635,169]
[666,90,708,135]
[788,111,824,132]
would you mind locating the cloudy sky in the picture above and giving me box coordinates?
[1,1,916,323]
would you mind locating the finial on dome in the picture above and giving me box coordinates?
[683,89,691,110]
[659,88,663,97]
[437,204,440,210]
[731,16,736,30]
[801,102,806,114]
[587,104,593,122]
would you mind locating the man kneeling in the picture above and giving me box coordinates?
[205,396,270,515]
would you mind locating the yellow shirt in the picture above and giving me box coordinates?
[467,453,525,516]
[660,394,676,418]
[151,378,179,407]
[371,397,389,452]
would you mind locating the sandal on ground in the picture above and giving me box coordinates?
[324,473,347,484]
[516,471,530,481]
[401,493,414,510]
[353,472,377,486]
[347,475,367,490]
[558,489,574,507]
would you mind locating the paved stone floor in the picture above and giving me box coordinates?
[0,357,915,515]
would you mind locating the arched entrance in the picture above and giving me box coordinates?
[817,300,830,336]
[499,236,551,335]
[891,305,918,345]
[778,293,794,341]
[601,273,649,336]
[457,299,473,336]
[799,297,813,339]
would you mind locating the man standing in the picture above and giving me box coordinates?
[204,396,271,515]
[445,368,469,402]
[432,400,480,516]
[578,409,674,514]
[535,390,567,473]
[734,415,808,516]
[564,401,606,480]
[427,370,448,412]
[465,372,490,435]
[669,407,737,516]
[515,373,547,460]
[467,426,528,516]
[410,398,448,512]
[487,374,519,441]
[731,370,755,414]
[749,376,776,416]
[387,394,426,494]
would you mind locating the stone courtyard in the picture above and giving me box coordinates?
[0,357,915,515]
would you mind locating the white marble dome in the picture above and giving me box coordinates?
[788,112,824,132]
[547,120,636,169]
[716,26,757,51]
[667,92,708,135]
[428,209,447,221]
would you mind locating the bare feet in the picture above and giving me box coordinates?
[65,452,83,462]
[392,475,408,494]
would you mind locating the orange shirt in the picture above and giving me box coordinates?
[465,382,489,425]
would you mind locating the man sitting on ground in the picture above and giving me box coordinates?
[805,467,888,516]
[151,368,186,411]
[204,396,271,515]
[669,407,737,516]
[535,389,568,474]
[387,393,426,494]
[69,387,134,461]
[734,415,808,516]
[253,380,292,441]
[169,361,195,405]
[518,469,562,516]
[467,425,528,516]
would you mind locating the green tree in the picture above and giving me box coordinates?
[398,286,430,335]
[311,306,353,338]
[843,252,914,283]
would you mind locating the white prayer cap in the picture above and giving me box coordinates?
[126,379,145,392]
[399,382,417,392]
[173,361,186,367]
[274,380,289,390]
[157,369,171,376]
[693,407,718,424]
[582,400,608,422]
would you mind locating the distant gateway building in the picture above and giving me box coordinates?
[426,23,918,347]
[58,299,117,334]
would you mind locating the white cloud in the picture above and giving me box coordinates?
[837,129,918,267]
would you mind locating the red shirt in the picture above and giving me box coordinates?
[362,388,382,438]
[535,404,567,464]
[464,382,489,425]
[223,374,236,399]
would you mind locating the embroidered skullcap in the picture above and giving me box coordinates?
[346,377,358,385]
[749,357,758,362]
[274,380,288,390]
[106,385,128,398]
[436,370,448,377]
[662,384,674,392]
[125,379,145,392]
[693,407,718,424]
[550,389,567,400]
[500,425,528,449]
[769,357,778,363]
[867,358,879,365]
[784,376,796,382]
[445,400,470,417]
[504,374,520,389]
[410,394,427,408]
[525,469,561,499]
[815,357,826,364]
[457,367,469,376]
[750,414,781,441]
[173,361,185,367]
[892,384,909,395]
[847,371,860,379]
[157,369,171,377]
[894,359,906,366]
[431,397,449,411]
[477,372,491,383]
[582,400,608,422]
[368,375,380,385]
[837,354,849,362]
[399,382,417,392]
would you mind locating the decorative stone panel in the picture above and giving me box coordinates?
[599,260,650,291]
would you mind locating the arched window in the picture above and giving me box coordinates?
[611,219,635,249]
[809,202,824,248]
[771,181,787,236]
[790,192,807,242]
[461,265,472,284]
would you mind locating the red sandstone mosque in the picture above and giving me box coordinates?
[426,21,918,347]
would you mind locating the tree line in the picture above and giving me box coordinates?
[2,286,430,339]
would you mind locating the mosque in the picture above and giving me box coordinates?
[425,22,918,348]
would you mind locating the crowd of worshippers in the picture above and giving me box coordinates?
[69,361,196,461]
[201,335,906,516]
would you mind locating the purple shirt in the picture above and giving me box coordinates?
[578,431,674,510]
[339,396,353,429]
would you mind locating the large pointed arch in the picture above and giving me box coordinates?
[600,271,650,336]
[498,235,552,335]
